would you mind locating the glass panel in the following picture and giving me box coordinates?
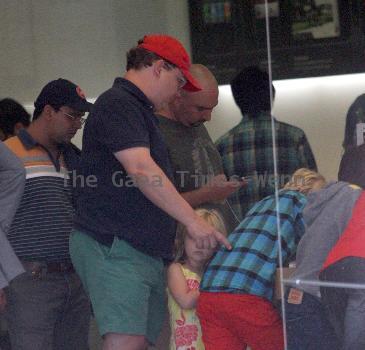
[191,1,365,349]
[264,1,365,350]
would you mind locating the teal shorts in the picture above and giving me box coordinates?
[69,230,166,344]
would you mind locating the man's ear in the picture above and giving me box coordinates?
[43,105,55,121]
[152,59,165,78]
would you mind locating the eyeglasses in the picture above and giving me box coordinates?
[62,111,87,125]
[163,61,187,89]
[177,75,187,89]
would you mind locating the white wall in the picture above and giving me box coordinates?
[2,0,365,181]
[0,0,190,103]
[1,0,190,148]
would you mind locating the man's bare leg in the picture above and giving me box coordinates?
[103,333,148,350]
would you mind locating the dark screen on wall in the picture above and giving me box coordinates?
[189,0,365,83]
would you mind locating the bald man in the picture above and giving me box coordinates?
[157,64,242,233]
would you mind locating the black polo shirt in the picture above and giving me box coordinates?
[74,78,176,259]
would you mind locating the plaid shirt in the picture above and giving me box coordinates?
[200,190,307,301]
[216,112,316,220]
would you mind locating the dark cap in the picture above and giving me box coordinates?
[34,78,93,113]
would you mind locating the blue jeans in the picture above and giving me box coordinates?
[320,257,365,350]
[5,266,91,350]
[284,288,340,350]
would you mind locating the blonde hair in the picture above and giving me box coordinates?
[283,168,326,194]
[174,208,227,263]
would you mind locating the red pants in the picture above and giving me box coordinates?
[197,292,284,350]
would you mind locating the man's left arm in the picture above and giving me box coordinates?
[298,134,317,171]
[0,142,25,286]
[0,288,6,313]
[0,141,25,233]
[180,174,243,208]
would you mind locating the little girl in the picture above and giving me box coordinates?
[167,208,227,350]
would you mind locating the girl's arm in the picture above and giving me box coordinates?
[167,263,200,310]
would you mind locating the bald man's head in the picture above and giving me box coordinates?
[169,64,219,127]
[189,64,218,91]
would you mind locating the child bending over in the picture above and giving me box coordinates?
[197,168,326,350]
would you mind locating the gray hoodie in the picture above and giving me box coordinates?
[289,181,362,297]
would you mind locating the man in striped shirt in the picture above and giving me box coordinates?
[4,79,92,350]
[197,169,326,350]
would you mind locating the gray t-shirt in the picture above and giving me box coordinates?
[157,115,238,233]
[290,181,361,298]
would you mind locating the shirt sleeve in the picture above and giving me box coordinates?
[297,134,317,171]
[0,142,25,233]
[338,146,365,188]
[0,142,25,285]
[94,100,150,154]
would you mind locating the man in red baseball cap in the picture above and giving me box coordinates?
[70,34,230,350]
[138,34,201,92]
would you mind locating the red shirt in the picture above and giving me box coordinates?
[322,191,365,270]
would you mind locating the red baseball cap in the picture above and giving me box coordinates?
[138,34,202,92]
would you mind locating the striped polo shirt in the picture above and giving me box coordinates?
[5,130,78,262]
